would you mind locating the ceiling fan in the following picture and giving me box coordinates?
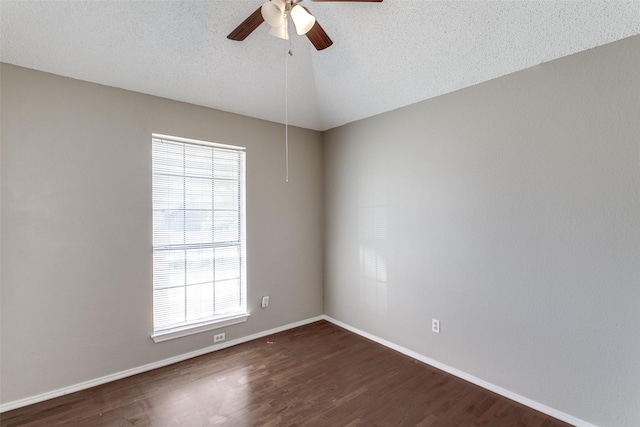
[227,0,383,51]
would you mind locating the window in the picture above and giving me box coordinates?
[151,134,248,342]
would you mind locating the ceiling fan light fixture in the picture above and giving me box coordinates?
[268,21,289,40]
[290,5,316,35]
[261,0,285,27]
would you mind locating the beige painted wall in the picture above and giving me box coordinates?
[0,64,324,403]
[324,36,640,427]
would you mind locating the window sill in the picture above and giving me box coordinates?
[151,313,250,343]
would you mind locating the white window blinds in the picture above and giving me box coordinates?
[152,135,247,341]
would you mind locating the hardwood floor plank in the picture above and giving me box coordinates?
[1,321,572,427]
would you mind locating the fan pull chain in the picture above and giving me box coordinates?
[284,14,291,183]
[285,46,289,183]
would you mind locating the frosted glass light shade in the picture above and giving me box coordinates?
[261,0,285,28]
[268,21,289,40]
[290,5,315,35]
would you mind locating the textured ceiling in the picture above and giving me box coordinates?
[1,1,639,131]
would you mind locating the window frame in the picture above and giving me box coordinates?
[150,133,249,343]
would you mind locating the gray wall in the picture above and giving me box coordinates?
[2,35,640,426]
[0,64,324,404]
[324,35,640,427]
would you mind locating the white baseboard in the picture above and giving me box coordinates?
[0,315,325,413]
[321,315,596,427]
[0,314,598,426]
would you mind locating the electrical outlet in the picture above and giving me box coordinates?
[432,319,440,334]
[261,295,269,308]
[214,332,225,343]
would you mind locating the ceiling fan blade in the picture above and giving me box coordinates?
[227,7,264,41]
[306,21,333,50]
[312,0,382,2]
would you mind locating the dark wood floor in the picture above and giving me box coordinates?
[1,320,572,427]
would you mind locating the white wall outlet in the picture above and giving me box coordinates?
[261,295,269,308]
[213,332,225,343]
[432,319,440,334]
